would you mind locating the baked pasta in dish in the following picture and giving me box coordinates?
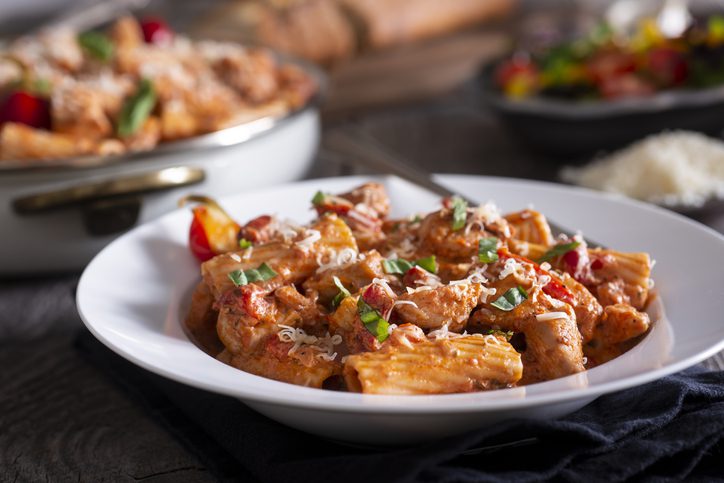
[0,16,315,162]
[182,183,654,394]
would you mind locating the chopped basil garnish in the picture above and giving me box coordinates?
[117,79,156,137]
[478,237,499,263]
[410,215,423,224]
[311,191,326,206]
[382,258,414,275]
[490,286,528,311]
[414,255,437,274]
[451,197,468,231]
[331,276,351,309]
[537,241,581,264]
[78,31,114,61]
[487,329,514,341]
[357,297,389,343]
[382,255,438,275]
[227,262,278,287]
[228,269,247,287]
[238,238,252,249]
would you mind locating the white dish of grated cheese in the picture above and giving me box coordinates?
[562,131,724,210]
[77,175,724,445]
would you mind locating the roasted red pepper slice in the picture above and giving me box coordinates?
[179,195,241,262]
[140,17,174,45]
[497,248,575,306]
[0,91,51,130]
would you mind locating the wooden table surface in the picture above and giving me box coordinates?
[2,79,724,482]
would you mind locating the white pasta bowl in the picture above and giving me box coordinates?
[76,175,724,445]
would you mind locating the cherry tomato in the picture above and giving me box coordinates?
[585,50,637,85]
[646,47,688,87]
[0,91,51,129]
[495,56,539,98]
[189,210,214,262]
[598,74,655,99]
[180,195,241,262]
[140,17,173,45]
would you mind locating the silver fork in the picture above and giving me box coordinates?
[323,129,601,247]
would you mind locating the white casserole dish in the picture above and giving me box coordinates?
[0,88,321,275]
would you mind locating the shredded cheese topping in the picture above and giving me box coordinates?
[372,278,396,298]
[277,325,342,362]
[315,248,358,273]
[535,312,569,322]
[295,229,321,251]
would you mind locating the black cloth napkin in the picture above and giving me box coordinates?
[75,330,724,482]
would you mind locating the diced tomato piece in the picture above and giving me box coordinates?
[240,215,274,244]
[563,249,579,269]
[586,50,637,84]
[497,248,575,306]
[362,283,394,316]
[0,91,51,129]
[140,17,173,45]
[646,47,688,87]
[598,74,655,99]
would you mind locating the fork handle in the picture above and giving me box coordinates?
[323,130,474,205]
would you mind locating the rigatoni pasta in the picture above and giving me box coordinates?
[183,182,655,393]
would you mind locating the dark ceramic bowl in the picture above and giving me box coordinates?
[479,62,724,161]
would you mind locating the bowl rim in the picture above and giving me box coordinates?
[76,174,724,414]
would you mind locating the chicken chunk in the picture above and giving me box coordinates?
[395,283,483,331]
[303,250,387,305]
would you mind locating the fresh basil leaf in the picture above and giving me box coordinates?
[117,79,156,137]
[331,276,351,309]
[311,191,326,206]
[382,256,438,275]
[228,269,247,287]
[414,255,437,274]
[78,31,114,61]
[382,258,414,275]
[536,241,581,264]
[238,238,252,249]
[478,237,499,263]
[357,298,389,342]
[451,197,468,231]
[490,286,528,311]
[227,263,277,287]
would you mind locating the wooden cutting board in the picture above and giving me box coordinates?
[322,25,509,120]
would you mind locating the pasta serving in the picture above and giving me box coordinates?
[183,183,654,394]
[0,16,315,162]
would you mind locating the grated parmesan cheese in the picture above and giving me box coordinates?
[498,258,522,280]
[277,325,342,362]
[562,131,724,208]
[535,312,569,322]
[372,278,396,298]
[449,267,488,286]
[479,286,497,303]
[315,248,358,273]
[295,229,321,251]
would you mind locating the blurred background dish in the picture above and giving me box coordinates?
[481,0,724,158]
[0,5,324,274]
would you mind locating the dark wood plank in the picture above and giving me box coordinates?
[0,335,214,483]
